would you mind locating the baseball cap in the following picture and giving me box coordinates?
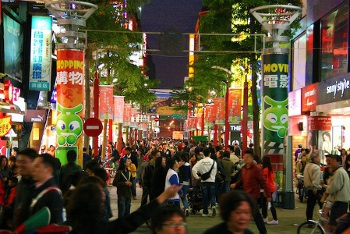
[326,154,342,163]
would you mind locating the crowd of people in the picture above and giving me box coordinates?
[294,145,350,233]
[0,139,348,233]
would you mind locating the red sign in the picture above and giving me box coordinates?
[302,83,318,112]
[83,118,103,137]
[99,85,114,119]
[308,116,332,131]
[212,97,225,124]
[228,89,242,117]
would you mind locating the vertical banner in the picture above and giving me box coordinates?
[204,105,215,128]
[90,86,94,117]
[29,16,52,91]
[212,97,225,125]
[262,54,289,155]
[99,85,114,119]
[196,113,203,131]
[123,104,132,126]
[113,96,124,123]
[228,89,242,123]
[56,50,84,165]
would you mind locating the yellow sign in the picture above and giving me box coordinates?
[0,116,11,137]
[5,141,11,149]
[157,106,182,116]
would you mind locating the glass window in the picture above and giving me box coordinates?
[321,3,349,81]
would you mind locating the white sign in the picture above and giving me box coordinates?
[288,89,301,116]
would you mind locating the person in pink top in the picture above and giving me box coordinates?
[261,156,278,225]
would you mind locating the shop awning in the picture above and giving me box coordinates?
[0,102,25,115]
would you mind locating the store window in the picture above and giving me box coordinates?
[292,33,307,90]
[321,3,349,81]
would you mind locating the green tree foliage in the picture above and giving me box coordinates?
[177,0,302,155]
[85,0,157,106]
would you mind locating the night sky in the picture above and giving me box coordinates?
[141,0,202,89]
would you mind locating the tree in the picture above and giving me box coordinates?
[183,0,302,157]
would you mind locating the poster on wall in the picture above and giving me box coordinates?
[3,14,23,82]
[29,16,52,91]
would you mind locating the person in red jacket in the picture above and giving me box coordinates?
[5,177,18,207]
[230,150,270,234]
[261,156,278,225]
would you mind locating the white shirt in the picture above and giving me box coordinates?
[192,157,217,182]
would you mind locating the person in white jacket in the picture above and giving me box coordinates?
[192,148,217,217]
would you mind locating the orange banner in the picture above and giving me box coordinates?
[196,113,203,130]
[113,96,124,123]
[212,97,225,124]
[99,85,114,119]
[204,105,216,124]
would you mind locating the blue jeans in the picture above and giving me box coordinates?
[181,184,189,209]
[201,182,216,215]
[223,181,231,193]
[118,196,131,218]
[131,178,137,197]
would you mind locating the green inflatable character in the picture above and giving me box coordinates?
[56,103,83,146]
[263,96,288,138]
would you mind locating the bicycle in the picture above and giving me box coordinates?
[297,206,328,234]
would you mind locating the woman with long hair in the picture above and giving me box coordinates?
[150,156,167,201]
[261,155,278,225]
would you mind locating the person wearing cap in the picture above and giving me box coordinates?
[303,152,322,222]
[322,154,350,232]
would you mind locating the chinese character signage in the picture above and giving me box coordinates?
[123,104,132,126]
[113,96,124,123]
[262,54,289,155]
[212,97,225,125]
[99,85,114,119]
[308,116,332,131]
[55,49,84,165]
[29,16,52,91]
[0,116,11,137]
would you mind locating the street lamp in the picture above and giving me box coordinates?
[212,66,231,150]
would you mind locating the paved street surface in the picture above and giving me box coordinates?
[108,185,308,234]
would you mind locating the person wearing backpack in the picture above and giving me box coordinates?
[192,148,217,217]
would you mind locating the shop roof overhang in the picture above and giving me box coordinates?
[0,102,25,115]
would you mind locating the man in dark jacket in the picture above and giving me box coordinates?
[59,150,83,194]
[12,148,38,228]
[231,150,270,234]
[140,150,160,206]
[31,154,63,224]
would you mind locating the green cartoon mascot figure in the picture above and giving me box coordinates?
[263,96,288,138]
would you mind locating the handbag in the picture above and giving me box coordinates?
[201,161,215,180]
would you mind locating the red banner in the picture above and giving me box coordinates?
[228,89,242,117]
[212,97,225,124]
[123,104,132,126]
[205,105,216,124]
[196,113,203,130]
[308,116,332,131]
[99,85,114,119]
[113,96,124,123]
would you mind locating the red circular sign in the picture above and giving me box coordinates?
[83,118,103,137]
[154,117,160,122]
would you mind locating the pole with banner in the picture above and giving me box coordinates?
[250,5,301,209]
[45,1,97,166]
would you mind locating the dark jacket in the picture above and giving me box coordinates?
[59,163,83,194]
[221,158,235,182]
[12,177,35,228]
[66,198,160,234]
[178,162,192,185]
[204,222,253,234]
[113,169,132,197]
[30,177,63,224]
[149,167,167,201]
[142,160,155,188]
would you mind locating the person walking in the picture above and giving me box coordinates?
[221,151,235,193]
[303,152,323,222]
[230,150,270,234]
[192,148,217,217]
[59,150,83,195]
[113,158,132,218]
[164,157,183,207]
[178,152,192,216]
[322,154,350,232]
[261,156,278,225]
